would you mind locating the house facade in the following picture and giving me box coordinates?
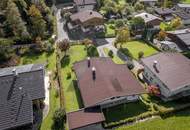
[141,53,190,101]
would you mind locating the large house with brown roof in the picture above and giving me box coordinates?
[141,53,190,101]
[68,10,104,36]
[67,57,146,130]
[74,57,146,109]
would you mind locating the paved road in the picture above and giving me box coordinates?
[56,9,69,41]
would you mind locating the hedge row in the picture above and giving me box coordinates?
[104,102,190,129]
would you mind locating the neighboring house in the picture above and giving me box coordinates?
[167,29,190,51]
[73,0,98,12]
[139,0,158,6]
[154,8,175,21]
[73,57,146,109]
[0,64,45,130]
[135,12,162,28]
[68,10,104,35]
[175,3,190,13]
[67,108,105,130]
[141,53,190,101]
[160,40,182,52]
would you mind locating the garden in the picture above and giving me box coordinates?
[117,40,159,60]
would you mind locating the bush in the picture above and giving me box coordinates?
[108,50,114,58]
[119,48,133,59]
[66,72,71,79]
[108,19,115,24]
[87,45,99,57]
[115,20,125,28]
[52,108,66,130]
[138,51,144,59]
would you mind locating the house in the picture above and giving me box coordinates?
[73,0,98,12]
[68,10,104,36]
[67,108,105,130]
[175,3,190,13]
[135,12,162,28]
[67,57,146,130]
[141,53,190,101]
[0,64,45,130]
[154,8,175,21]
[166,29,190,51]
[73,57,146,109]
[160,40,182,52]
[139,0,158,6]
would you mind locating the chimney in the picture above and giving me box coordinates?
[90,11,93,15]
[87,57,91,67]
[12,68,18,77]
[92,67,96,80]
[145,14,148,18]
[153,60,158,67]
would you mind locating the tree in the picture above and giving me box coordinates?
[52,108,66,130]
[64,12,72,22]
[138,51,144,59]
[171,17,182,29]
[115,20,125,28]
[134,2,144,11]
[58,39,70,57]
[131,17,145,32]
[6,0,30,39]
[82,38,93,49]
[115,27,130,48]
[157,30,167,41]
[28,4,46,38]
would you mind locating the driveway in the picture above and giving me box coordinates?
[56,8,69,41]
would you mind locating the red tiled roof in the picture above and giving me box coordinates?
[141,53,190,91]
[74,58,146,107]
[67,109,105,130]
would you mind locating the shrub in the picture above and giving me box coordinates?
[87,45,99,57]
[108,50,114,58]
[119,48,133,59]
[108,19,115,24]
[115,20,125,28]
[66,72,71,79]
[52,108,66,130]
[138,51,144,59]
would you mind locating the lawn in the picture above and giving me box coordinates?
[103,102,149,123]
[20,51,56,71]
[182,0,190,3]
[117,108,190,130]
[60,45,87,112]
[121,41,158,59]
[103,47,125,64]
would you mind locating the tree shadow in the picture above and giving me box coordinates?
[61,55,70,68]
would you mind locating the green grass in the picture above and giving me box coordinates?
[105,23,116,37]
[121,41,158,59]
[117,109,190,130]
[182,0,190,3]
[40,87,60,130]
[103,47,125,64]
[103,102,149,123]
[20,51,56,70]
[60,45,87,112]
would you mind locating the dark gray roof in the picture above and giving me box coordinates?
[0,64,45,130]
[174,11,190,20]
[141,53,190,92]
[155,8,174,15]
[177,33,190,46]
